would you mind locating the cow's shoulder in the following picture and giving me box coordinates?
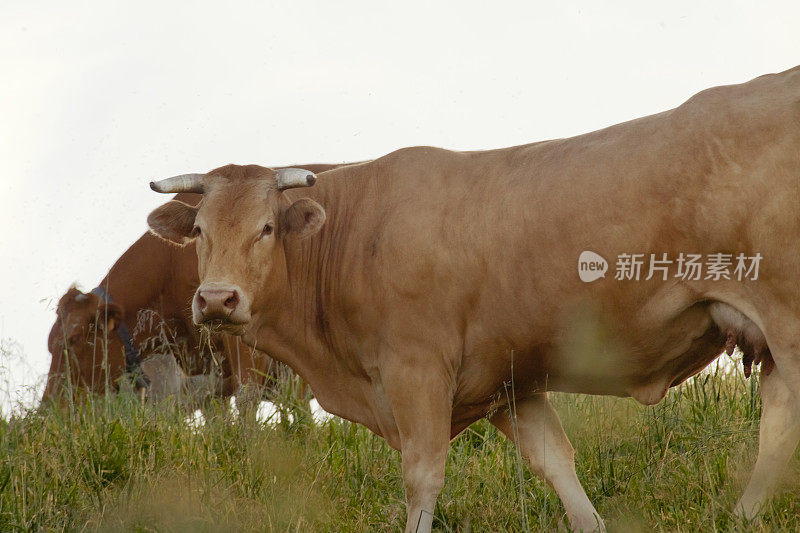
[373,145,459,170]
[676,66,800,125]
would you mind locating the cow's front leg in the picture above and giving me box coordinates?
[490,393,604,532]
[735,363,800,519]
[382,357,452,533]
[399,433,449,533]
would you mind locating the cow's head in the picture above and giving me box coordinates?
[146,164,325,333]
[43,287,126,403]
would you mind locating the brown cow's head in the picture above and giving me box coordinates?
[43,287,126,403]
[146,164,325,333]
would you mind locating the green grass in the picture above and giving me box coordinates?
[3,361,800,531]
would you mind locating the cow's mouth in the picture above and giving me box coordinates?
[201,319,247,336]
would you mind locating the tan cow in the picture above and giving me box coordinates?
[44,164,340,411]
[146,66,800,531]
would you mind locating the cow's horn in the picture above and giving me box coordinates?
[149,173,205,194]
[275,168,317,190]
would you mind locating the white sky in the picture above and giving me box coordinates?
[1,0,798,411]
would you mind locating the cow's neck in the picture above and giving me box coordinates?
[244,180,378,424]
[244,284,374,425]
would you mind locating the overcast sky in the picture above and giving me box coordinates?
[1,0,798,411]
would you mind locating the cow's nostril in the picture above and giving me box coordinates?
[224,291,239,310]
[196,288,242,321]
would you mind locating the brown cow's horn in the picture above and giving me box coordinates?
[275,168,317,190]
[149,173,205,194]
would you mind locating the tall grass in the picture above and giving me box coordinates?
[3,344,800,531]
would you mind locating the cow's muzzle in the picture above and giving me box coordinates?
[192,282,251,328]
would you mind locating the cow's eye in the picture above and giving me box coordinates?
[261,223,273,238]
[191,226,202,238]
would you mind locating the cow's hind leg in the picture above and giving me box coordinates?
[735,363,800,519]
[490,393,604,532]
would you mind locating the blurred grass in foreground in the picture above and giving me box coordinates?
[2,357,800,531]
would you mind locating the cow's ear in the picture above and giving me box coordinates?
[279,198,326,240]
[147,200,198,245]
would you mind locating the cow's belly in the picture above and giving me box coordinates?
[552,308,726,404]
[547,324,725,404]
[453,300,727,423]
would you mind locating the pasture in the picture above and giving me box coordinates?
[2,343,798,531]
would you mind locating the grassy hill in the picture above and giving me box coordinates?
[2,363,799,531]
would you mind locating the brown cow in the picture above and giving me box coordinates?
[44,165,340,410]
[147,66,800,531]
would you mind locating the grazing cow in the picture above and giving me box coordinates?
[44,165,339,409]
[146,66,800,531]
